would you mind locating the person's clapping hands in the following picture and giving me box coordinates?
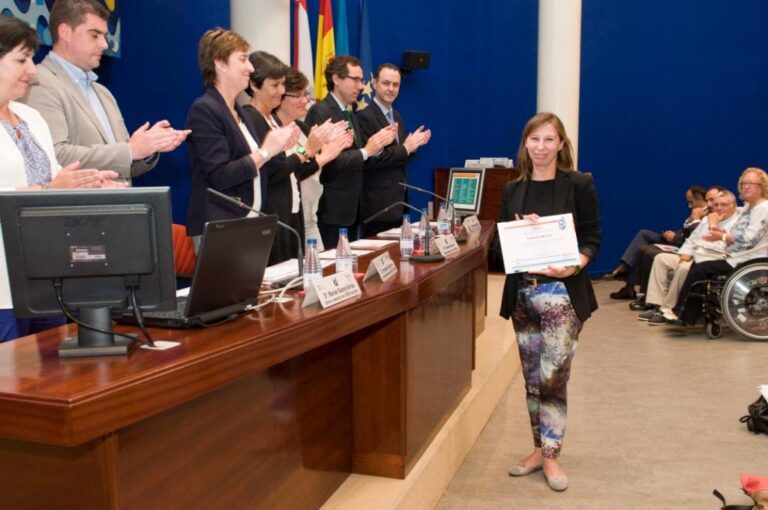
[49,162,128,189]
[261,124,302,157]
[364,124,397,155]
[403,125,432,154]
[129,120,190,160]
[316,130,354,167]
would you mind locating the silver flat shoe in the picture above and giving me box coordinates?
[545,473,569,491]
[508,462,543,477]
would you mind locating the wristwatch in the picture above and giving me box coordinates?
[257,147,270,160]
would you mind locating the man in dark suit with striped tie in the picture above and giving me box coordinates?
[305,56,397,247]
[356,63,432,237]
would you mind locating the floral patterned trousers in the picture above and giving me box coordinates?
[512,281,582,459]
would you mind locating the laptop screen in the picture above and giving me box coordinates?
[185,215,278,317]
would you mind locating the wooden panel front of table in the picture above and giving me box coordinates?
[0,224,492,510]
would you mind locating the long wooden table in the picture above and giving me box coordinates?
[0,223,492,510]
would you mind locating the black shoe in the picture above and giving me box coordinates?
[603,268,628,281]
[610,286,636,300]
[629,297,654,311]
[648,312,667,325]
[638,308,659,321]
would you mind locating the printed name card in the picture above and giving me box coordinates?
[435,234,460,257]
[303,271,362,308]
[363,252,398,282]
[463,215,481,233]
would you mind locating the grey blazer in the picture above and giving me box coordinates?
[24,55,156,178]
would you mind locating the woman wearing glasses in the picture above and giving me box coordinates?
[672,167,768,325]
[243,52,350,260]
[273,67,351,251]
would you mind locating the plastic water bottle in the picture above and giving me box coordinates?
[446,200,457,235]
[416,208,430,255]
[400,215,414,260]
[437,202,448,235]
[335,228,353,273]
[303,238,323,290]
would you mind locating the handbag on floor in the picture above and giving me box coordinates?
[740,396,768,435]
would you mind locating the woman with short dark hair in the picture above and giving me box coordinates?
[185,29,300,249]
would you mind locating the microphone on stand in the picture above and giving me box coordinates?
[207,188,304,277]
[363,201,444,263]
[399,182,448,203]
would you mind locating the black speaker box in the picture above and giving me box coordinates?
[402,50,430,71]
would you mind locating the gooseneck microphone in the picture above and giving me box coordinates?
[399,182,448,203]
[207,188,304,276]
[363,201,444,263]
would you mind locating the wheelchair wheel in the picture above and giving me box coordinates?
[706,321,722,339]
[720,258,768,340]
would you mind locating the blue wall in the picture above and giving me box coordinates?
[307,0,539,214]
[580,1,768,273]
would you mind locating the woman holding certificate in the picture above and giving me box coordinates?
[500,112,601,492]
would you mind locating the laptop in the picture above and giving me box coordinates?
[119,215,277,328]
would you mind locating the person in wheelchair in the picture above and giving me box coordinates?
[671,168,768,326]
[640,190,739,325]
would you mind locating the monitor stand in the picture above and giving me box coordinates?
[58,306,135,358]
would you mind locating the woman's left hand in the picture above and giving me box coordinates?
[531,265,578,278]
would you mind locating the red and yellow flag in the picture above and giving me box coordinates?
[314,0,335,100]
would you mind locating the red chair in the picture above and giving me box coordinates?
[171,224,197,279]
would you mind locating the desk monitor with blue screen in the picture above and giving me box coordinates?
[447,167,486,216]
[0,187,176,358]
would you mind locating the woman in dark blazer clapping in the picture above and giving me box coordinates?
[185,29,298,247]
[500,112,601,492]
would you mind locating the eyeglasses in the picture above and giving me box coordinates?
[740,182,762,187]
[284,92,310,99]
[343,75,364,84]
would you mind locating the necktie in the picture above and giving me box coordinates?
[385,110,399,143]
[344,109,360,147]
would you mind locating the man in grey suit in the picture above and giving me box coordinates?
[25,0,188,180]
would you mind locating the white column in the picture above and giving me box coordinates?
[231,0,291,64]
[537,0,582,167]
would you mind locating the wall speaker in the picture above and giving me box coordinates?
[402,50,430,74]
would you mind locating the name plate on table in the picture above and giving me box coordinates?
[496,213,581,274]
[363,252,398,282]
[435,234,460,257]
[303,271,362,308]
[463,215,482,233]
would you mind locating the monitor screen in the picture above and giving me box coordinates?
[447,168,486,216]
[0,187,176,356]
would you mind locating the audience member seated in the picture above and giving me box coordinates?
[639,190,739,325]
[671,168,768,326]
[606,184,707,300]
[0,15,126,342]
[185,28,299,252]
[628,185,727,310]
[271,68,352,252]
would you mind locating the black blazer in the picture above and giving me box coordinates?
[304,94,365,226]
[356,102,411,221]
[498,170,601,323]
[185,87,274,236]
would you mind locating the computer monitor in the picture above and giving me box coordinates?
[447,167,486,217]
[0,187,176,357]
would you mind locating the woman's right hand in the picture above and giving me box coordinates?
[50,162,111,189]
[316,131,353,167]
